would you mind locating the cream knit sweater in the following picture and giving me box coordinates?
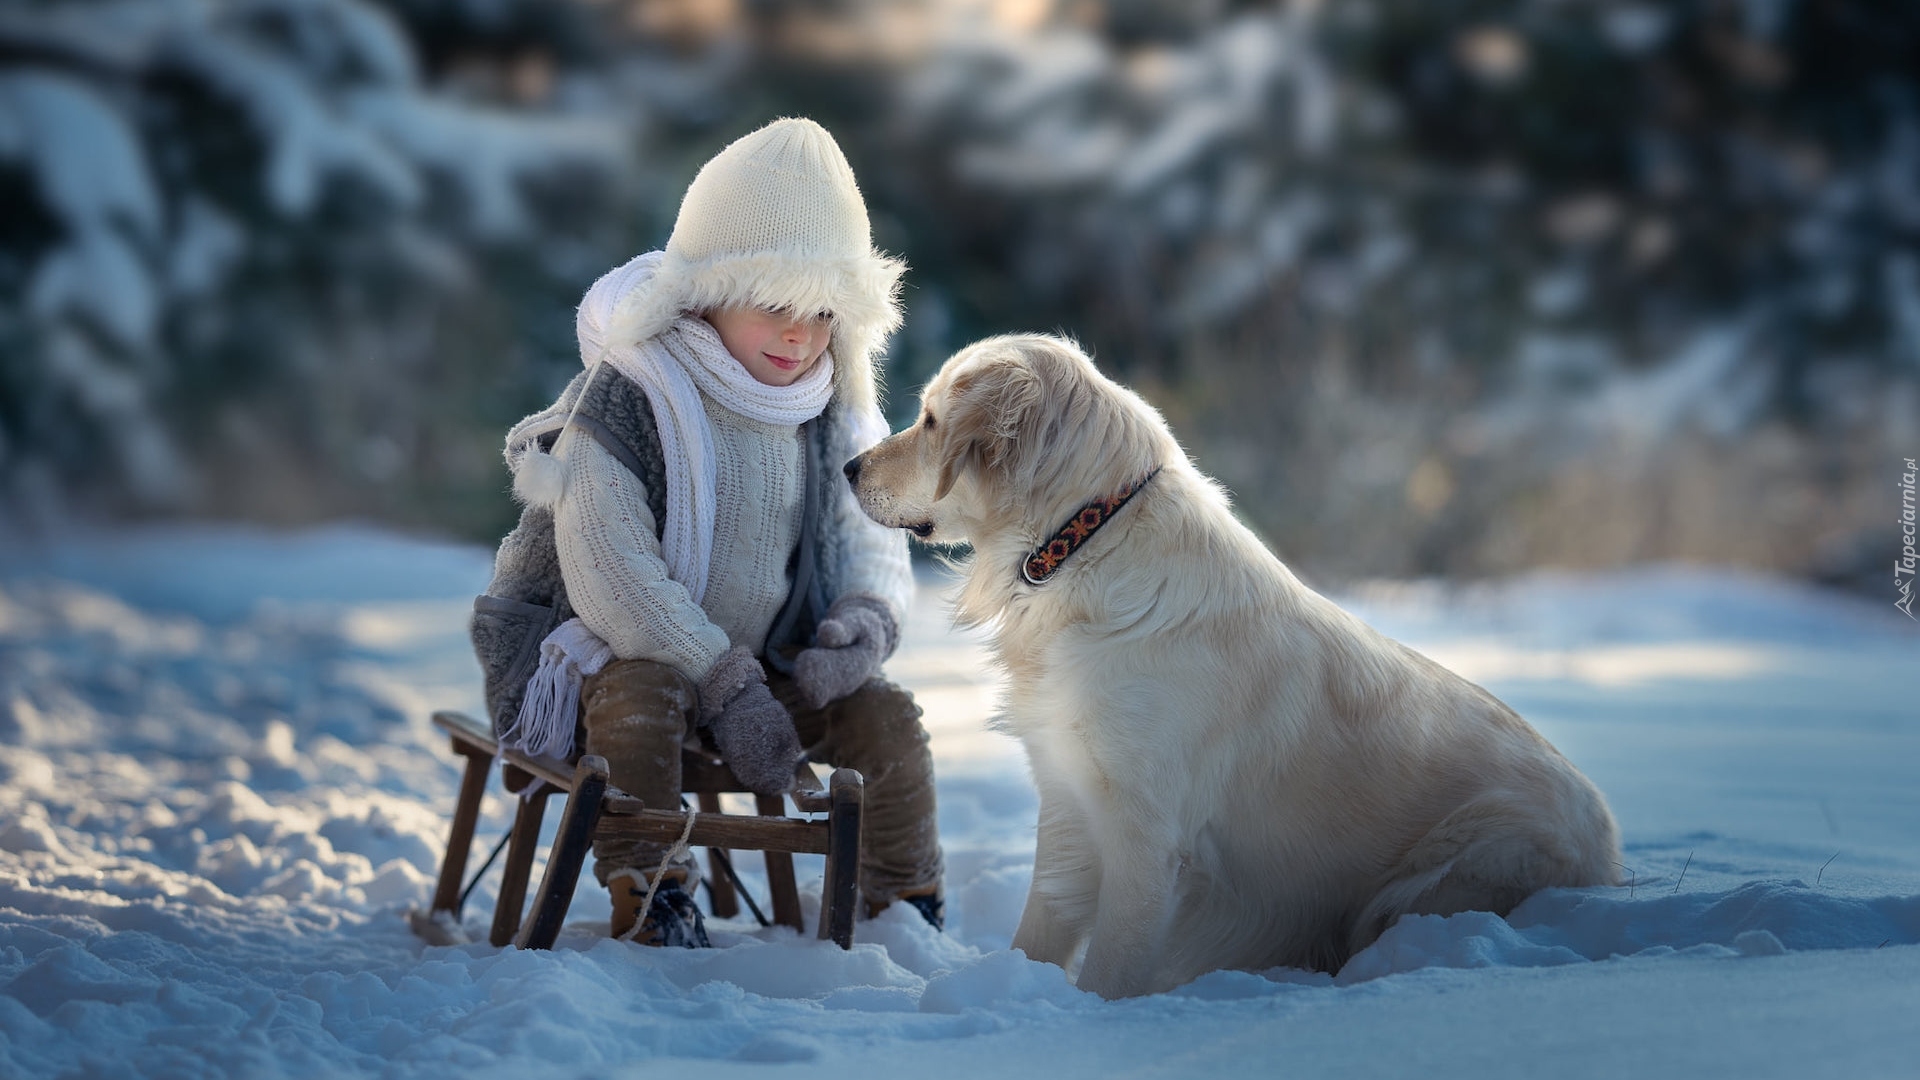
[554,390,806,683]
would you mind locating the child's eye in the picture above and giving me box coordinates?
[815,311,834,323]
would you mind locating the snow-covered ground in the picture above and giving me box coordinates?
[2,525,1916,1078]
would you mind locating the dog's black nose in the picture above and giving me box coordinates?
[843,457,862,482]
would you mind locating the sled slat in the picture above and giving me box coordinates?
[433,710,827,811]
[489,788,552,947]
[819,769,863,949]
[432,711,577,792]
[758,795,805,931]
[430,740,492,916]
[594,807,831,855]
[515,756,608,950]
[698,792,739,919]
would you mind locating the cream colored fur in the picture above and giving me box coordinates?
[848,334,1622,999]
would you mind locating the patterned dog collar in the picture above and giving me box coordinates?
[1021,467,1163,586]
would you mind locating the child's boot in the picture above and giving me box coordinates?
[610,867,710,947]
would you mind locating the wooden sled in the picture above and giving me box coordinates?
[409,710,864,950]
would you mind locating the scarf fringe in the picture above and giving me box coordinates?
[499,618,613,765]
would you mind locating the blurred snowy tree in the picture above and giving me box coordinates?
[862,0,1920,581]
[891,0,1919,394]
[0,0,634,531]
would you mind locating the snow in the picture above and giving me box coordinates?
[2,525,1917,1077]
[1,71,162,348]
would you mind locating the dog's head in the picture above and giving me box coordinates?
[847,334,1176,551]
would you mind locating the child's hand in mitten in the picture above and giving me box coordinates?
[794,593,899,710]
[700,646,802,796]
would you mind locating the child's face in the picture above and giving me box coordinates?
[706,305,833,387]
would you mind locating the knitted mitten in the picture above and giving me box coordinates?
[700,645,802,796]
[793,593,899,710]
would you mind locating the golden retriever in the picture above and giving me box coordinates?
[846,334,1622,998]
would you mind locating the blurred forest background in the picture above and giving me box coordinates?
[3,0,1916,591]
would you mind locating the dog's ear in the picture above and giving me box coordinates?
[928,346,1044,500]
[934,438,978,502]
[971,354,1044,469]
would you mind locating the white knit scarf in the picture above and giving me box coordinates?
[498,251,835,765]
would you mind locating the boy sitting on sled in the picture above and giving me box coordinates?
[473,118,941,945]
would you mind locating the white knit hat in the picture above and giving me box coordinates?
[604,117,906,415]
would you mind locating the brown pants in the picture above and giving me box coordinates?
[580,658,942,908]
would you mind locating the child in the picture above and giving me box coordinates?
[474,118,940,945]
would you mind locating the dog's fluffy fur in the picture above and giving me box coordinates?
[848,334,1621,998]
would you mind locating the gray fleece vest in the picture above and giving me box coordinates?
[471,366,821,739]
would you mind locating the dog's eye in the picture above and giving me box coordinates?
[921,413,936,431]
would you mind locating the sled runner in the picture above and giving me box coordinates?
[410,709,864,950]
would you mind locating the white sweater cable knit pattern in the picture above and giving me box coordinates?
[555,392,805,683]
[699,402,806,656]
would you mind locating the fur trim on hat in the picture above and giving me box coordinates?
[604,247,903,417]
